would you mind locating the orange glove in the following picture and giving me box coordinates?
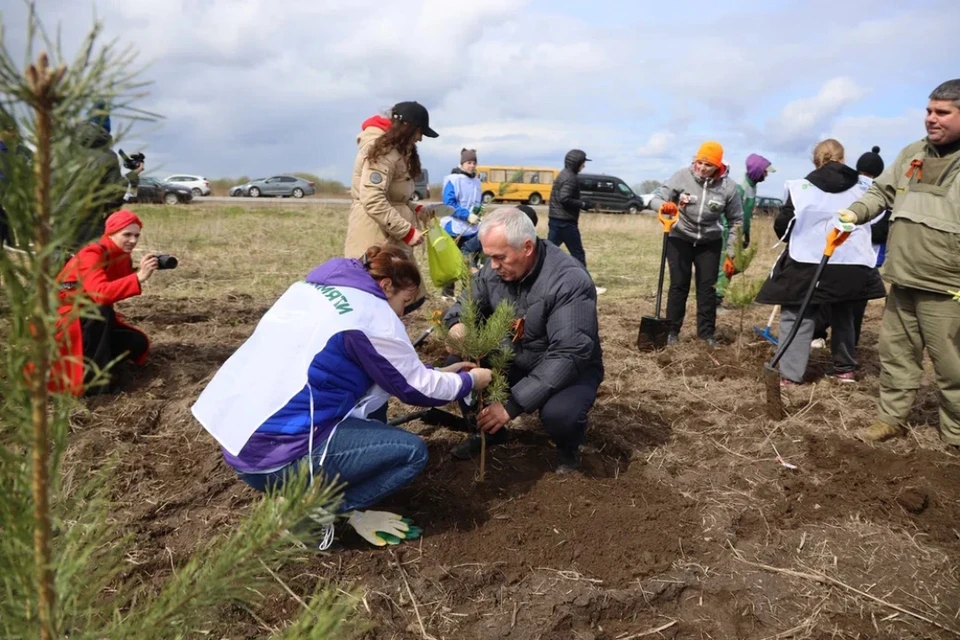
[723,256,737,278]
[659,202,678,216]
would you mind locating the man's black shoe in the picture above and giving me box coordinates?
[450,429,509,460]
[555,447,580,475]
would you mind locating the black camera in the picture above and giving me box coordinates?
[118,148,145,171]
[156,254,178,270]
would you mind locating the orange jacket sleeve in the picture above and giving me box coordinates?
[75,247,141,305]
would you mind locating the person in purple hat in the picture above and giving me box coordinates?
[716,153,774,302]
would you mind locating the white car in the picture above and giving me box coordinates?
[164,174,211,197]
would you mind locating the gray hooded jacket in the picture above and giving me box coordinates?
[649,166,744,255]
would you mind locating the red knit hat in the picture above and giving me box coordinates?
[104,209,143,234]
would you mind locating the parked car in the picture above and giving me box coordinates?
[577,173,644,214]
[164,174,211,197]
[755,196,784,215]
[412,169,430,202]
[229,175,316,198]
[137,176,193,205]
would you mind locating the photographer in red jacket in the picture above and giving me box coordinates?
[51,209,170,396]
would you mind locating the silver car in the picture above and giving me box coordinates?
[165,174,211,197]
[230,175,316,198]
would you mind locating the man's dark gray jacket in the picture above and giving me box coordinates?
[443,239,603,417]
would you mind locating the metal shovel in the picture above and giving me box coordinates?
[637,208,679,350]
[764,226,851,420]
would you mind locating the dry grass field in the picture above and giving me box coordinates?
[56,202,960,639]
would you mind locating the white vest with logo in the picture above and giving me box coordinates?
[441,172,482,237]
[785,177,876,267]
[191,281,397,456]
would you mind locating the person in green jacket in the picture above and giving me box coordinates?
[716,153,773,302]
[839,78,960,447]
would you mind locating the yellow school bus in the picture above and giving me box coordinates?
[476,166,558,206]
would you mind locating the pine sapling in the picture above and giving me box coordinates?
[433,262,515,481]
[723,225,763,356]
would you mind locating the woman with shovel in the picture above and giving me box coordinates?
[756,139,885,391]
[649,141,744,348]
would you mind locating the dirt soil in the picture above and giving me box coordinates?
[64,292,960,639]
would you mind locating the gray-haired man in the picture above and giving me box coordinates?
[442,207,604,473]
[839,78,960,446]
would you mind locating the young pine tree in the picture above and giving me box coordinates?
[722,224,763,356]
[432,262,515,481]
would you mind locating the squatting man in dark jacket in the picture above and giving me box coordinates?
[443,207,604,474]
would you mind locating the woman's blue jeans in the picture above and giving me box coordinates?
[237,407,428,513]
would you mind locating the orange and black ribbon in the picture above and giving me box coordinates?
[906,159,923,181]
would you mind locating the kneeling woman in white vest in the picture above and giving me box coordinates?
[191,245,492,547]
[756,139,886,388]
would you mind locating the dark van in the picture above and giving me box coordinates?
[577,173,644,214]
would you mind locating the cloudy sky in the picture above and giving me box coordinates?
[5,0,959,197]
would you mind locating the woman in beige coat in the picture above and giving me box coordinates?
[345,101,440,310]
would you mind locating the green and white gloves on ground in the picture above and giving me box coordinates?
[346,510,423,547]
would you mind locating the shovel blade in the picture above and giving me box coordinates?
[637,315,670,351]
[763,364,785,421]
[420,408,471,432]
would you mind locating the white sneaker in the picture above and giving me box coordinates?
[811,338,826,349]
[595,287,607,295]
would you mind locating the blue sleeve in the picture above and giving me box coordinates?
[442,181,472,221]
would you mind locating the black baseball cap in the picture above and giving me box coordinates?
[391,101,438,138]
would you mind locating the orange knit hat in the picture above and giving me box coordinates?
[695,141,724,168]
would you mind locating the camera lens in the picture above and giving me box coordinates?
[156,254,178,270]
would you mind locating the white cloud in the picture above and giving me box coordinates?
[636,131,675,157]
[764,78,870,152]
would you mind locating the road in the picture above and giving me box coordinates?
[200,196,353,205]
[197,196,554,213]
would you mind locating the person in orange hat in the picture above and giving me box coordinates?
[649,141,744,348]
[50,209,161,396]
